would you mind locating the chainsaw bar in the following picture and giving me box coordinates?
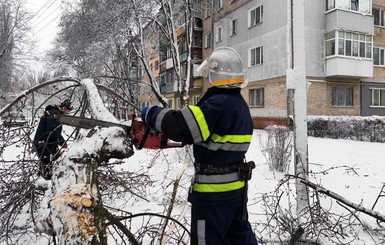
[57,114,131,132]
[57,114,184,150]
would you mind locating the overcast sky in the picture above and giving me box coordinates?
[25,0,62,54]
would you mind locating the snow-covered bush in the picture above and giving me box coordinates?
[261,125,292,172]
[308,116,385,142]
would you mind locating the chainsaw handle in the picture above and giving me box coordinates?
[137,125,151,150]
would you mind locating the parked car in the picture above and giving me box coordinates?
[2,113,28,127]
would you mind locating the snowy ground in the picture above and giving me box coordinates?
[105,129,385,244]
[1,129,385,244]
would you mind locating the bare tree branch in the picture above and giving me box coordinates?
[302,179,385,223]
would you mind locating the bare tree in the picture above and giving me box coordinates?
[50,0,142,112]
[0,0,32,93]
[130,0,202,108]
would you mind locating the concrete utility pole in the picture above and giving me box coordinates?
[287,0,309,217]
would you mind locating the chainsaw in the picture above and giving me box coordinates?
[56,114,184,150]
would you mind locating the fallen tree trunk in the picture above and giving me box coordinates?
[36,78,134,244]
[301,179,385,223]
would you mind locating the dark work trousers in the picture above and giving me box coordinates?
[35,143,58,178]
[190,190,258,245]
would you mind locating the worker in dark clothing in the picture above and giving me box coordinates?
[33,100,73,180]
[142,47,258,245]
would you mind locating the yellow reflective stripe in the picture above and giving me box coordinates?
[211,76,244,86]
[193,181,245,192]
[211,134,252,143]
[189,106,210,141]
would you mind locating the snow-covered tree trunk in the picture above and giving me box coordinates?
[182,0,193,106]
[288,0,309,218]
[36,79,134,244]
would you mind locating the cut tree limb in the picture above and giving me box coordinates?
[301,179,385,223]
[103,209,140,245]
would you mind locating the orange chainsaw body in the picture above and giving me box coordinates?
[132,119,181,149]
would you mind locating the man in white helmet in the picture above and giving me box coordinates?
[142,47,258,245]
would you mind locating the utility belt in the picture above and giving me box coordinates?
[195,161,241,175]
[192,160,256,193]
[194,160,255,181]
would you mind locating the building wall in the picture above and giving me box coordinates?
[307,81,329,115]
[361,0,385,115]
[375,0,385,6]
[327,81,361,116]
[247,77,287,118]
[307,80,361,116]
[214,0,288,81]
[361,83,385,116]
[202,14,212,93]
[305,0,326,77]
[215,0,249,19]
[325,9,374,34]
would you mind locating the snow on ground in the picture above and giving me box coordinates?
[105,129,385,244]
[1,129,385,244]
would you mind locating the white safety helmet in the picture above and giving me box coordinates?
[196,46,247,88]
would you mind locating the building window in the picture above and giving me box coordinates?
[216,0,223,10]
[193,35,202,48]
[249,5,263,27]
[194,17,203,29]
[332,86,353,107]
[204,33,211,48]
[176,98,182,109]
[327,0,370,14]
[326,30,372,59]
[249,88,264,107]
[250,46,263,66]
[216,26,222,43]
[373,8,385,26]
[192,95,200,105]
[326,31,335,56]
[373,47,385,66]
[351,0,358,11]
[230,18,237,36]
[327,0,335,10]
[370,88,385,107]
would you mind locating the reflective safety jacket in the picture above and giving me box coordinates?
[144,87,253,195]
[33,105,65,151]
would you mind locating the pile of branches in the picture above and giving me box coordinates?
[256,169,385,245]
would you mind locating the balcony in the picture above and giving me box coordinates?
[160,61,166,73]
[160,82,175,94]
[326,56,372,78]
[325,8,373,34]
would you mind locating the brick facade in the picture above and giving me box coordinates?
[307,81,361,116]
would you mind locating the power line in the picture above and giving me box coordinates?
[33,13,62,36]
[30,0,58,26]
[31,4,61,30]
[29,0,55,24]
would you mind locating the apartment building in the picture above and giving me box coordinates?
[208,0,385,127]
[158,17,204,108]
[365,0,385,116]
